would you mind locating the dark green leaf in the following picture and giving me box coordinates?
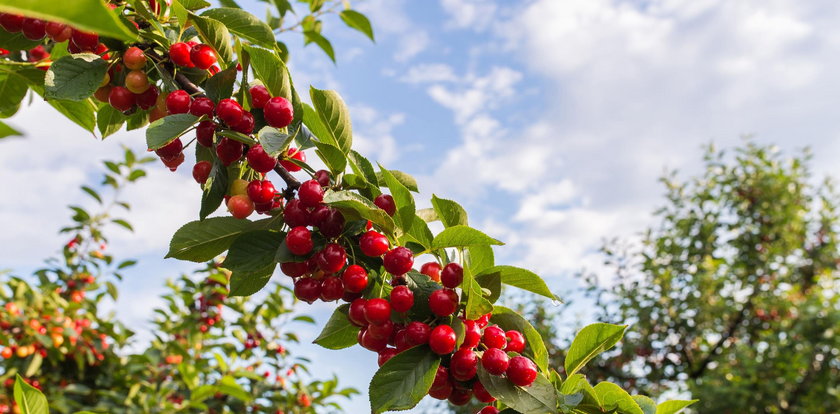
[462,265,493,320]
[477,365,557,414]
[378,165,415,231]
[44,53,107,101]
[202,8,275,48]
[146,113,198,150]
[96,105,126,138]
[313,140,347,176]
[478,265,555,301]
[313,304,359,349]
[431,194,468,227]
[303,30,335,63]
[339,10,375,42]
[0,30,40,51]
[203,65,237,102]
[166,216,255,261]
[565,323,627,377]
[258,126,293,157]
[199,159,229,219]
[189,13,233,65]
[0,72,29,117]
[243,45,290,100]
[221,230,283,273]
[310,86,352,153]
[323,190,395,235]
[369,346,440,413]
[229,263,275,296]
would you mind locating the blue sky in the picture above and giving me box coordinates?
[3,0,840,412]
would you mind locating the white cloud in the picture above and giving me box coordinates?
[358,0,430,62]
[399,63,459,84]
[348,104,405,165]
[439,0,497,31]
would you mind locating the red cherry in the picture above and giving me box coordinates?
[479,407,500,414]
[461,320,481,349]
[279,147,305,171]
[506,356,537,387]
[286,226,313,256]
[27,45,49,62]
[383,247,414,275]
[298,180,324,208]
[429,289,458,317]
[166,90,191,114]
[359,231,389,257]
[393,328,412,352]
[283,199,310,227]
[190,97,215,117]
[483,326,507,349]
[441,263,463,288]
[168,42,193,67]
[192,161,212,184]
[155,138,183,160]
[482,348,510,375]
[364,298,391,325]
[280,261,308,278]
[215,137,244,166]
[314,169,331,187]
[196,120,216,147]
[341,265,368,293]
[473,381,496,403]
[216,99,244,126]
[108,86,136,112]
[227,194,254,219]
[377,348,398,367]
[247,180,276,204]
[505,330,526,353]
[359,328,388,352]
[318,209,345,238]
[0,14,24,32]
[249,85,271,109]
[21,18,46,40]
[367,319,394,340]
[123,46,147,70]
[190,44,217,70]
[390,285,414,313]
[429,324,456,355]
[309,204,332,227]
[136,85,159,110]
[71,30,99,51]
[316,243,346,274]
[246,144,277,173]
[404,321,431,346]
[450,349,478,381]
[46,22,72,42]
[232,111,255,134]
[342,290,363,303]
[264,96,293,128]
[374,194,396,216]
[125,70,150,94]
[448,388,472,406]
[420,262,442,282]
[293,277,321,304]
[348,298,368,327]
[477,313,492,328]
[429,366,453,400]
[320,277,344,302]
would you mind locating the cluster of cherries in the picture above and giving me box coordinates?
[0,12,105,58]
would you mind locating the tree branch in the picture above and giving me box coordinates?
[688,300,754,378]
[273,164,301,201]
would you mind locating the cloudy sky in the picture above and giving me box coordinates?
[3,0,840,412]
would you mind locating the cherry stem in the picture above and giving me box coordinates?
[136,43,205,96]
[273,164,301,201]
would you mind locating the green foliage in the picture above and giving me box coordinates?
[368,346,440,412]
[0,0,136,40]
[13,375,48,414]
[44,54,107,101]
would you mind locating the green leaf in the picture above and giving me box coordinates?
[189,13,233,65]
[474,270,501,303]
[146,113,198,150]
[310,86,352,154]
[0,72,29,117]
[376,169,417,192]
[323,190,395,235]
[0,30,40,51]
[656,400,698,414]
[405,272,441,320]
[313,304,360,349]
[302,103,336,148]
[217,129,257,145]
[0,0,136,41]
[369,346,440,413]
[13,374,48,414]
[49,99,96,132]
[169,0,188,25]
[303,30,336,63]
[257,126,293,157]
[462,264,493,320]
[478,265,555,301]
[222,230,282,273]
[565,323,627,378]
[24,352,42,377]
[560,374,600,411]
[178,0,211,10]
[593,382,644,414]
[203,65,237,103]
[340,10,375,42]
[348,149,379,187]
[0,120,22,139]
[45,53,107,101]
[489,306,550,372]
[313,140,347,176]
[81,186,102,205]
[633,395,657,414]
[431,225,503,250]
[243,45,290,100]
[200,159,229,219]
[216,375,253,402]
[202,8,275,48]
[477,365,557,414]
[125,109,149,130]
[229,263,276,296]
[96,105,126,138]
[431,195,468,227]
[166,217,255,261]
[468,244,495,274]
[378,166,415,231]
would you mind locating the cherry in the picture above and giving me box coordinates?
[21,18,46,40]
[280,261,308,278]
[227,194,254,219]
[149,107,167,123]
[374,194,396,216]
[309,204,331,227]
[393,328,412,352]
[314,169,331,187]
[448,388,472,406]
[377,348,398,367]
[367,319,394,340]
[358,328,388,352]
[404,321,431,346]
[166,90,191,114]
[479,407,500,414]
[215,137,244,166]
[359,231,389,257]
[429,289,458,317]
[481,348,510,375]
[229,178,249,196]
[94,85,112,103]
[506,356,538,387]
[286,226,313,256]
[247,180,276,204]
[390,285,414,312]
[232,111,255,134]
[0,14,24,32]
[477,313,492,328]
[420,262,442,282]
[483,326,507,349]
[95,42,109,58]
[461,320,481,349]
[450,349,478,381]
[429,324,456,355]
[27,45,49,62]
[320,276,344,302]
[429,366,453,400]
[45,22,72,42]
[264,96,293,128]
[293,277,321,304]
[123,46,147,70]
[318,209,345,238]
[136,85,159,110]
[383,246,414,275]
[342,290,363,303]
[245,144,277,173]
[190,44,217,70]
[298,180,324,208]
[190,97,215,117]
[108,86,136,112]
[196,120,216,147]
[316,243,346,274]
[125,70,150,94]
[473,381,496,403]
[348,298,368,327]
[71,30,99,51]
[192,161,212,184]
[364,298,391,325]
[249,84,271,109]
[341,265,368,293]
[216,98,243,126]
[505,330,526,353]
[279,147,305,171]
[168,42,193,67]
[283,199,310,227]
[441,263,463,288]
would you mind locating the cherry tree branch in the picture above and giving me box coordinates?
[273,164,301,201]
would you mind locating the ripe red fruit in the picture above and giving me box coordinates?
[359,231,389,257]
[279,147,305,171]
[286,226,313,256]
[477,313,492,328]
[505,330,526,353]
[108,86,136,112]
[195,120,216,147]
[298,180,324,208]
[341,265,368,293]
[473,381,496,403]
[404,321,431,346]
[441,263,463,288]
[216,99,244,125]
[192,161,212,184]
[21,18,46,40]
[481,348,510,375]
[506,356,538,387]
[232,111,255,134]
[27,45,49,62]
[461,320,481,349]
[168,42,193,67]
[166,90,191,114]
[316,243,346,274]
[367,319,394,340]
[479,407,500,414]
[319,277,344,302]
[390,285,414,312]
[429,366,453,400]
[348,298,368,327]
[95,85,112,103]
[383,246,414,275]
[429,289,458,317]
[393,328,413,352]
[227,194,254,219]
[162,152,185,171]
[45,22,72,42]
[283,199,309,227]
[318,209,345,238]
[123,46,147,70]
[215,137,244,166]
[420,262,442,282]
[190,44,217,70]
[293,277,321,304]
[483,326,507,349]
[264,96,293,128]
[190,97,215,117]
[136,85,159,110]
[450,349,478,381]
[246,144,277,173]
[377,348,398,367]
[448,388,472,406]
[246,180,276,204]
[364,298,391,325]
[358,328,388,352]
[429,324,456,355]
[374,194,396,216]
[0,14,24,32]
[71,30,99,51]
[249,84,271,109]
[314,169,331,187]
[125,70,150,94]
[280,261,308,278]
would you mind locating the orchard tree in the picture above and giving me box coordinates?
[575,142,840,413]
[0,0,695,413]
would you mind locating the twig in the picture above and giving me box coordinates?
[273,164,301,201]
